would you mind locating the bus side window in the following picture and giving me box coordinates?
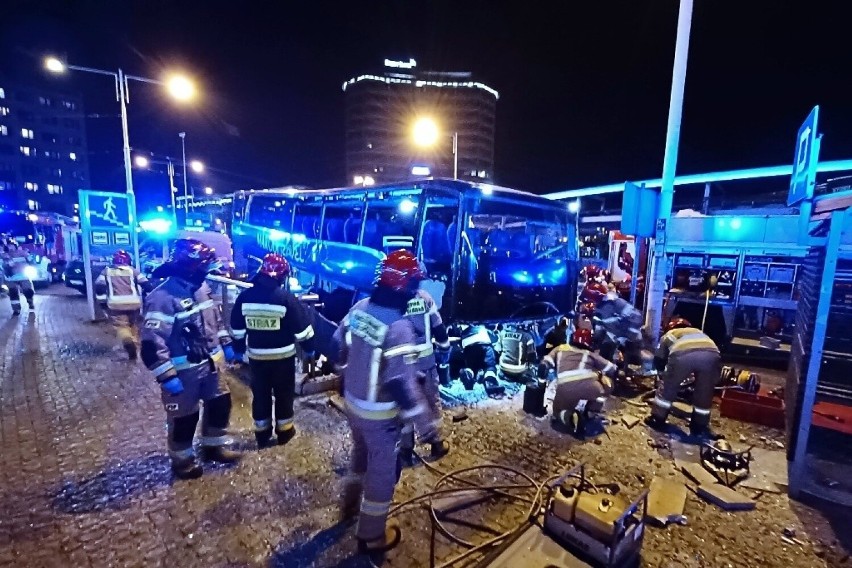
[420,193,458,282]
[322,203,362,243]
[370,191,421,252]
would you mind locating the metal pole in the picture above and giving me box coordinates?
[702,183,711,214]
[644,0,694,344]
[180,132,188,224]
[452,131,459,180]
[167,159,177,224]
[118,69,141,271]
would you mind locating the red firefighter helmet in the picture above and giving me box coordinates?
[169,238,216,273]
[580,281,608,304]
[577,301,597,317]
[665,317,692,333]
[570,328,594,350]
[112,250,132,266]
[258,253,291,283]
[375,250,424,292]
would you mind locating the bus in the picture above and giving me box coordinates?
[0,210,80,284]
[231,179,579,325]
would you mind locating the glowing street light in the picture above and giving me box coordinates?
[134,155,150,168]
[411,117,458,180]
[44,57,66,73]
[204,186,213,195]
[165,75,196,101]
[190,160,204,173]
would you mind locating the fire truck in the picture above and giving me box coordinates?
[0,210,81,285]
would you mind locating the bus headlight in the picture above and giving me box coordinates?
[23,266,39,280]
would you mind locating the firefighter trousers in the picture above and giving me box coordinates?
[345,409,402,542]
[107,308,140,348]
[248,357,296,436]
[651,349,720,429]
[552,376,612,425]
[401,366,442,451]
[160,363,232,462]
[8,280,34,313]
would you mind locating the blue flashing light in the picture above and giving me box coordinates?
[481,185,494,196]
[568,200,580,213]
[343,260,355,270]
[730,218,742,230]
[156,206,164,212]
[139,217,173,235]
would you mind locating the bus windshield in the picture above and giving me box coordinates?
[455,196,576,321]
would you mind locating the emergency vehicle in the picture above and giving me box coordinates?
[0,210,80,285]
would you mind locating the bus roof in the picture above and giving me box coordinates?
[235,178,563,206]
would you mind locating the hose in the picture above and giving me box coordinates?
[701,288,711,332]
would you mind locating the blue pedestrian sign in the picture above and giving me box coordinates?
[87,192,131,230]
[787,106,820,207]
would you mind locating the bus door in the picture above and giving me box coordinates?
[418,189,459,313]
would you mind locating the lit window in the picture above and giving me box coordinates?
[20,146,32,156]
[69,152,77,161]
[24,182,38,191]
[39,96,52,106]
[0,125,6,136]
[47,183,63,194]
[0,181,12,191]
[0,88,4,99]
[62,101,76,110]
[27,199,39,210]
[0,107,8,116]
[73,203,79,211]
[21,128,34,139]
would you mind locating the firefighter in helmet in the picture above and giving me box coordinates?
[540,328,617,436]
[335,250,440,556]
[140,238,241,479]
[399,261,451,466]
[646,317,721,440]
[593,288,644,363]
[94,250,151,359]
[1,237,35,315]
[230,253,316,448]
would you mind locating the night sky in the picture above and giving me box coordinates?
[3,0,852,207]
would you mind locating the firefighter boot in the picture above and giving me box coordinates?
[644,415,668,432]
[122,339,138,361]
[277,426,296,446]
[358,521,402,555]
[171,456,203,480]
[200,445,242,464]
[255,428,275,449]
[689,424,724,442]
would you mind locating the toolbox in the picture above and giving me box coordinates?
[720,387,785,429]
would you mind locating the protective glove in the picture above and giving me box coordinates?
[160,377,184,395]
[223,344,238,363]
[435,346,450,365]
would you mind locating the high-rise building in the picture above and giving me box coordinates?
[0,78,91,215]
[343,58,498,186]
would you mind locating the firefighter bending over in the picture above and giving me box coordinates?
[540,329,617,436]
[645,317,721,440]
[230,253,316,448]
[95,250,151,359]
[335,250,440,556]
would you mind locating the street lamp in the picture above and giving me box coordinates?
[133,155,150,168]
[190,160,205,173]
[134,153,181,223]
[204,186,213,195]
[44,55,196,268]
[412,117,458,180]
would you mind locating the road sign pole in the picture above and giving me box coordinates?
[117,69,141,271]
[79,193,97,321]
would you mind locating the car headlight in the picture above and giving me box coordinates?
[23,266,39,280]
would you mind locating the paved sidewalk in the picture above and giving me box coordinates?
[0,287,849,567]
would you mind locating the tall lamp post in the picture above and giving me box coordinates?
[412,117,458,180]
[44,57,196,268]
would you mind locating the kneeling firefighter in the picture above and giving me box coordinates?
[646,317,721,439]
[459,324,499,391]
[230,253,316,448]
[497,324,537,381]
[594,288,644,364]
[335,250,440,555]
[95,250,151,359]
[400,275,451,466]
[540,329,617,436]
[141,239,241,479]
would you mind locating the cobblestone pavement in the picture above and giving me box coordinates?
[0,287,850,567]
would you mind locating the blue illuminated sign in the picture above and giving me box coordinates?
[787,106,820,207]
[621,182,658,238]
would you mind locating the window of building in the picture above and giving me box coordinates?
[43,150,60,160]
[69,152,77,161]
[47,184,62,194]
[0,125,7,136]
[20,146,33,156]
[19,110,34,121]
[27,199,39,211]
[42,132,58,144]
[0,181,13,191]
[39,96,52,107]
[67,135,80,145]
[43,116,58,126]
[24,182,39,191]
[63,118,79,128]
[72,170,85,180]
[62,100,76,110]
[21,128,34,139]
[22,165,40,176]
[51,168,62,177]
[0,88,5,99]
[0,107,9,116]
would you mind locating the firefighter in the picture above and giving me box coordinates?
[399,275,451,466]
[539,328,617,436]
[497,324,537,381]
[645,317,721,439]
[94,250,150,359]
[594,288,644,363]
[542,316,571,353]
[335,250,440,555]
[459,324,499,391]
[140,239,241,479]
[230,253,316,448]
[1,238,35,315]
